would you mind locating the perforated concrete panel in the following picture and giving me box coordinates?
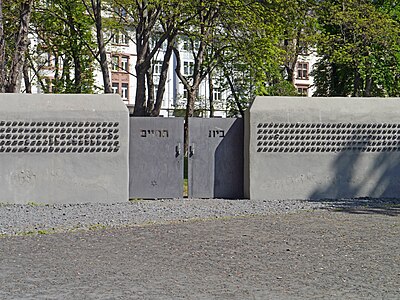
[245,96,400,200]
[0,94,129,204]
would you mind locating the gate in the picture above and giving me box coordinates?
[188,118,244,199]
[129,117,184,199]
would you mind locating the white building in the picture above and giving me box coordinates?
[102,33,228,117]
[28,32,318,115]
[294,50,318,97]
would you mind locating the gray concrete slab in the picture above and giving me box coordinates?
[189,118,244,199]
[0,94,129,204]
[245,96,400,200]
[129,117,184,199]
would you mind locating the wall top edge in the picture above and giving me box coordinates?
[0,94,128,113]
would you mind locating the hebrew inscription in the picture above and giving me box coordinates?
[140,129,169,138]
[209,130,225,138]
[256,122,400,153]
[0,120,120,153]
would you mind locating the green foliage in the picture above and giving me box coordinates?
[214,0,291,111]
[32,0,96,93]
[258,80,299,97]
[3,0,400,101]
[313,0,400,97]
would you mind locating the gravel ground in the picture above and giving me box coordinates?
[0,198,326,236]
[0,198,399,299]
[0,203,399,300]
[1,198,399,236]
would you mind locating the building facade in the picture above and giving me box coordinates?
[28,33,318,116]
[100,34,229,117]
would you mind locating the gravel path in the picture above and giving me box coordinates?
[0,198,324,236]
[1,198,399,236]
[0,206,399,299]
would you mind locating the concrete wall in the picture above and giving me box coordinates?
[0,94,129,204]
[246,96,400,200]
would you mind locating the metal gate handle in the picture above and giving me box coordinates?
[189,144,195,157]
[175,143,181,157]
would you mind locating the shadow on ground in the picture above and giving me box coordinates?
[314,198,400,217]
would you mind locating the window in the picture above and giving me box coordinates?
[183,87,188,99]
[121,34,129,45]
[121,83,129,100]
[111,32,119,44]
[121,56,129,72]
[183,39,191,51]
[297,85,309,96]
[153,60,163,75]
[183,61,194,76]
[112,82,119,94]
[111,31,129,45]
[182,38,199,52]
[213,88,222,101]
[112,56,119,71]
[297,62,308,79]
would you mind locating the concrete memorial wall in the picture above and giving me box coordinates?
[245,96,400,200]
[0,94,129,204]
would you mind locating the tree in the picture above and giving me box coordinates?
[313,0,400,97]
[214,0,300,113]
[32,0,96,93]
[173,0,238,150]
[113,0,190,116]
[81,0,112,93]
[0,0,34,93]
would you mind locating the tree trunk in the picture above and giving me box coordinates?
[219,61,244,117]
[134,65,147,115]
[151,36,174,117]
[286,66,295,84]
[6,0,33,93]
[133,1,152,116]
[92,0,111,93]
[352,69,361,97]
[208,72,214,117]
[331,63,339,96]
[184,88,197,155]
[65,7,83,93]
[133,20,150,116]
[364,76,372,97]
[0,0,5,93]
[74,53,82,93]
[53,52,60,93]
[146,65,154,115]
[23,54,31,93]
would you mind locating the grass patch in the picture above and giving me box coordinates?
[17,228,55,236]
[129,198,143,203]
[26,201,49,207]
[382,203,400,208]
[183,179,188,197]
[88,224,107,231]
